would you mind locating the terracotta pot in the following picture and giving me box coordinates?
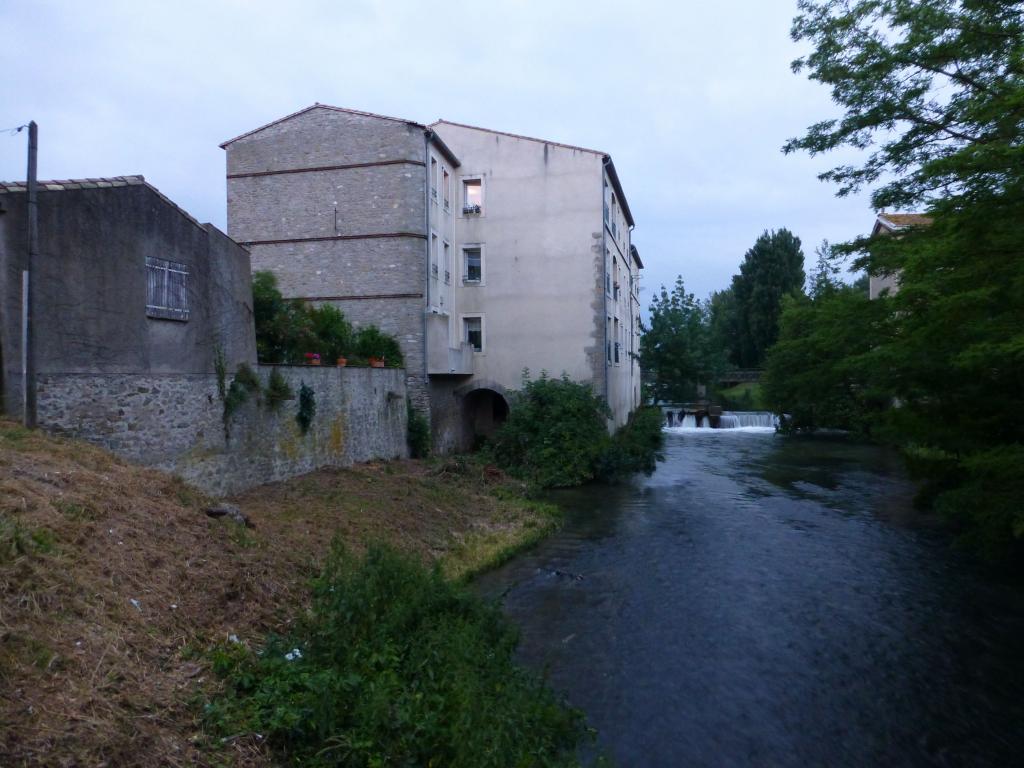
[336,357,347,367]
[369,357,385,368]
[309,359,321,366]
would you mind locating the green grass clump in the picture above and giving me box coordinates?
[203,543,588,767]
[717,381,765,411]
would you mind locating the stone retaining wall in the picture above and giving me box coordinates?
[36,365,408,496]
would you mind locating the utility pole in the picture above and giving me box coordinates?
[22,120,38,428]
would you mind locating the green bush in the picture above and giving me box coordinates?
[353,325,403,365]
[296,382,316,434]
[223,363,262,422]
[253,271,400,367]
[406,400,431,459]
[487,373,612,488]
[204,544,587,767]
[308,303,354,363]
[596,406,666,481]
[488,375,665,488]
[265,368,294,410]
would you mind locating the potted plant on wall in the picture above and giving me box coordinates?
[304,352,321,366]
[355,325,404,370]
[336,356,348,367]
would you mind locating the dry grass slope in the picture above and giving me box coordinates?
[0,421,554,766]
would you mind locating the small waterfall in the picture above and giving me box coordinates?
[721,411,778,429]
[681,414,697,429]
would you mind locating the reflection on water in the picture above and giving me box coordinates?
[474,432,1024,767]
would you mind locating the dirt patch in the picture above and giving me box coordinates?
[0,422,554,766]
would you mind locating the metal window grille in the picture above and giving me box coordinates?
[146,257,189,321]
[431,262,439,278]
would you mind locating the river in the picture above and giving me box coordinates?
[474,426,1024,767]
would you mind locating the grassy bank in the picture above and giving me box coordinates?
[0,422,560,766]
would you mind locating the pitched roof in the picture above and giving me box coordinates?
[429,119,606,156]
[219,103,425,148]
[875,212,933,232]
[428,120,634,227]
[0,175,213,236]
[0,175,146,193]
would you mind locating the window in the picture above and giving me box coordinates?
[443,241,451,284]
[463,178,482,214]
[430,233,439,279]
[145,257,189,321]
[463,246,482,283]
[430,158,438,200]
[614,318,620,364]
[442,169,450,210]
[606,316,612,362]
[463,316,483,352]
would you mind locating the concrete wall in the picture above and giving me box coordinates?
[35,365,408,496]
[0,182,256,417]
[224,107,431,414]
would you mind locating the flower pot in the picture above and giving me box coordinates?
[336,357,347,367]
[309,359,321,366]
[369,357,385,368]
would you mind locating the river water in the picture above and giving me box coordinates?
[474,427,1024,767]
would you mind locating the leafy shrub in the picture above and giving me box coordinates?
[354,325,403,365]
[596,406,666,481]
[265,368,293,410]
[487,373,612,488]
[204,544,587,766]
[308,304,353,363]
[253,271,396,366]
[406,400,430,459]
[487,373,665,488]
[296,382,316,434]
[223,364,263,422]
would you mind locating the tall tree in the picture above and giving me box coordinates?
[640,277,723,403]
[781,0,1024,562]
[730,229,806,367]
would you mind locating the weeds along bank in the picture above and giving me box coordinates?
[0,421,565,766]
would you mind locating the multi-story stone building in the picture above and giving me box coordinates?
[222,104,642,450]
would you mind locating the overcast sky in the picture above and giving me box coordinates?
[0,0,874,305]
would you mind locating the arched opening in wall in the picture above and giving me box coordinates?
[462,388,509,450]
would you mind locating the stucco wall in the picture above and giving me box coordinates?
[35,365,408,496]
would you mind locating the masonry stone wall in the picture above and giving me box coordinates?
[224,106,431,425]
[36,365,408,496]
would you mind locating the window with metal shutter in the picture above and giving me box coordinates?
[145,257,190,321]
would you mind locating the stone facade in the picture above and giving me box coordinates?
[37,366,408,496]
[224,107,432,415]
[222,105,643,452]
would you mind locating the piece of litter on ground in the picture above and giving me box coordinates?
[170,604,178,609]
[228,634,239,643]
[284,647,302,661]
[129,598,141,611]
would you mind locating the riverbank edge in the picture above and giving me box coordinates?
[0,421,564,766]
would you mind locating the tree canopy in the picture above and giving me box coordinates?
[776,0,1024,563]
[639,277,724,403]
[729,229,806,367]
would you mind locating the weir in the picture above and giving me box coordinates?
[660,403,777,431]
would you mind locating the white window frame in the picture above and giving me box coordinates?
[460,175,484,216]
[430,156,438,202]
[442,167,450,211]
[462,243,484,285]
[443,240,451,285]
[461,314,485,354]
